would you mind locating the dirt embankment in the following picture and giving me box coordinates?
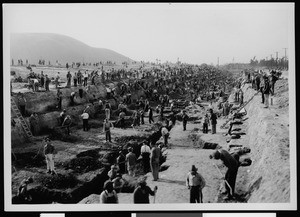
[237,78,290,202]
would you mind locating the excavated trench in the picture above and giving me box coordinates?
[12,130,168,204]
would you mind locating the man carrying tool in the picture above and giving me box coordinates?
[209,149,239,200]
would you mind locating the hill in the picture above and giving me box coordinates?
[10,33,134,65]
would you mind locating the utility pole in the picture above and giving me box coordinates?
[217,57,219,67]
[283,48,288,60]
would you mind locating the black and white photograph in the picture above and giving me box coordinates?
[3,3,296,211]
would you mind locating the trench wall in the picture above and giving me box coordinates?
[240,83,290,202]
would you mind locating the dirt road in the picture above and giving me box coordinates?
[118,120,228,204]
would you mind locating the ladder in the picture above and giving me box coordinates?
[220,91,260,129]
[10,97,34,139]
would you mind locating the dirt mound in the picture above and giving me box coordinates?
[65,156,102,173]
[49,127,81,143]
[12,152,45,168]
[188,133,220,149]
[37,173,79,189]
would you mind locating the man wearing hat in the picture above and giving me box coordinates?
[125,147,137,176]
[100,180,118,203]
[44,138,56,175]
[209,149,239,200]
[186,165,206,203]
[133,176,157,203]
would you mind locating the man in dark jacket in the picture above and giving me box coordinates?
[210,109,217,134]
[148,107,154,124]
[182,110,189,131]
[209,149,239,200]
[133,176,157,203]
[263,76,273,108]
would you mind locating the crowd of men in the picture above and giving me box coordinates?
[15,62,281,204]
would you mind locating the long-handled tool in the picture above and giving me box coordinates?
[213,163,233,196]
[153,186,158,203]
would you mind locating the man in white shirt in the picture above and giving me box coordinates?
[140,141,151,173]
[80,111,89,131]
[83,71,88,87]
[161,126,169,147]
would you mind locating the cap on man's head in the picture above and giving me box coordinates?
[103,180,113,190]
[191,165,198,172]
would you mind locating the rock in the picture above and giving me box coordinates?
[79,194,99,204]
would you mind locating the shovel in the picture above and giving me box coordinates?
[213,163,233,196]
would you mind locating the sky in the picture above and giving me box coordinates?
[3,3,294,65]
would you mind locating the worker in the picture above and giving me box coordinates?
[103,118,113,142]
[133,176,157,204]
[125,147,136,177]
[44,138,56,175]
[62,115,72,135]
[100,180,118,203]
[210,109,217,134]
[112,173,125,193]
[45,74,51,91]
[203,113,210,134]
[150,142,161,181]
[70,91,77,106]
[56,89,63,110]
[186,165,206,203]
[59,109,67,125]
[161,125,169,147]
[148,107,154,124]
[209,149,239,200]
[80,110,89,131]
[104,100,111,120]
[182,110,189,131]
[116,151,126,174]
[17,177,33,202]
[140,141,151,173]
[107,164,120,180]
